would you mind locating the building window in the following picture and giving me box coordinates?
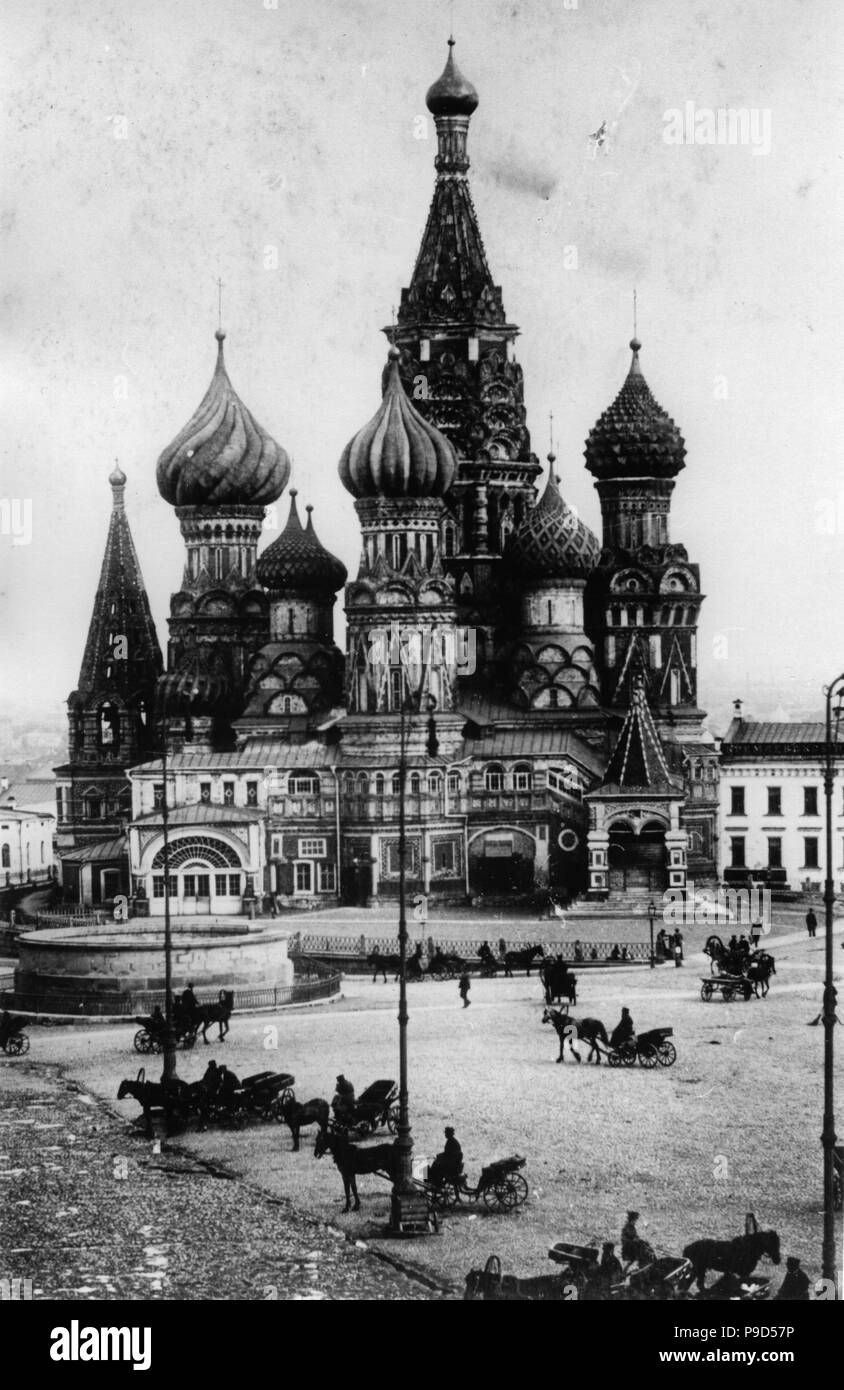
[294,861,314,894]
[804,786,819,817]
[730,836,746,868]
[299,838,327,858]
[729,786,745,816]
[318,862,336,892]
[409,772,421,796]
[86,797,102,821]
[271,835,283,857]
[214,873,241,896]
[374,774,385,797]
[767,837,782,869]
[55,790,65,822]
[433,840,456,874]
[183,873,211,898]
[767,787,781,816]
[1,844,9,868]
[223,782,235,805]
[152,875,177,897]
[357,773,369,795]
[246,781,258,806]
[200,782,211,802]
[804,837,819,869]
[153,783,164,810]
[447,772,461,795]
[513,764,533,791]
[390,669,404,710]
[392,773,402,795]
[484,764,505,792]
[290,774,319,795]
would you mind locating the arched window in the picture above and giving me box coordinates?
[443,523,456,557]
[409,772,421,795]
[98,702,120,749]
[1,844,10,868]
[428,771,442,793]
[357,773,369,795]
[374,773,385,797]
[513,763,533,791]
[391,772,402,795]
[484,764,505,791]
[343,774,356,797]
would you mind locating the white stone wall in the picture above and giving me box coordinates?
[719,760,842,888]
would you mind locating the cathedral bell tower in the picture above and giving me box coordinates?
[389,41,540,672]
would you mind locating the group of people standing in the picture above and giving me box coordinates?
[654,928,684,966]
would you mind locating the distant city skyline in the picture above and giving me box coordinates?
[2,0,842,725]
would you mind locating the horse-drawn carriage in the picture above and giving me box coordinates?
[331,1079,400,1137]
[133,1014,197,1055]
[607,1027,677,1069]
[703,936,775,997]
[0,1011,30,1056]
[699,975,756,1002]
[425,1154,528,1214]
[209,1070,296,1127]
[118,1063,296,1136]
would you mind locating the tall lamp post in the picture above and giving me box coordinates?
[157,684,178,1132]
[821,675,842,1293]
[648,898,656,969]
[389,692,438,1235]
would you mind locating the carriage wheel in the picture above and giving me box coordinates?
[507,1173,529,1206]
[431,1180,460,1212]
[620,1042,637,1067]
[386,1103,400,1135]
[483,1179,516,1211]
[7,1033,27,1056]
[133,1029,151,1054]
[607,1049,623,1068]
[638,1044,658,1069]
[700,981,714,1002]
[656,1041,677,1067]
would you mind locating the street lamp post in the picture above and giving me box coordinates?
[648,898,656,969]
[389,693,438,1236]
[821,676,842,1293]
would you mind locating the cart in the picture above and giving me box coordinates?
[210,1071,296,1127]
[427,1155,528,1214]
[699,976,754,1003]
[607,1026,677,1068]
[132,1014,198,1054]
[0,1012,30,1056]
[331,1079,399,1137]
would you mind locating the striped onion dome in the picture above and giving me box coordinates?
[585,339,686,480]
[338,347,457,499]
[156,331,290,507]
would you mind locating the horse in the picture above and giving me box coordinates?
[542,1007,608,1063]
[504,944,545,978]
[116,1068,191,1139]
[366,951,401,983]
[745,953,776,997]
[282,1097,330,1152]
[189,989,234,1043]
[313,1127,398,1211]
[682,1229,780,1292]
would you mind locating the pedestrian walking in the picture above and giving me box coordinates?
[458,973,471,1008]
[806,908,818,939]
[673,929,684,967]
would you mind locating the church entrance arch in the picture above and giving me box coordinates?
[607,817,667,895]
[148,834,245,916]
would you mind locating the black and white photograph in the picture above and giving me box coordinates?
[0,0,841,1351]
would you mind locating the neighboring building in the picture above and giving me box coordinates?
[0,792,54,889]
[719,703,836,893]
[62,41,722,913]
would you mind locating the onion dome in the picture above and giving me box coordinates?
[585,339,686,480]
[426,38,479,116]
[507,457,600,580]
[257,491,347,593]
[156,330,290,507]
[339,347,457,499]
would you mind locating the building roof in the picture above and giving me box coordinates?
[129,741,339,775]
[156,330,290,508]
[133,805,266,827]
[459,727,605,776]
[596,676,683,795]
[426,38,479,117]
[506,459,600,581]
[722,720,826,747]
[585,339,686,482]
[256,491,347,593]
[62,835,127,863]
[0,805,55,822]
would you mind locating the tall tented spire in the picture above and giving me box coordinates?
[600,676,683,793]
[76,468,163,696]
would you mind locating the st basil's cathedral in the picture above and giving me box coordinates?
[54,43,719,915]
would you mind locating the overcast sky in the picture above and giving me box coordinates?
[1,0,842,729]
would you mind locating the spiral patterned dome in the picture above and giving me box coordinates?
[426,39,479,117]
[585,339,686,480]
[338,347,457,499]
[156,331,290,507]
[257,491,347,593]
[508,460,600,581]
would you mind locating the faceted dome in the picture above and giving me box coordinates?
[585,339,686,480]
[257,491,347,593]
[426,39,479,116]
[508,460,600,581]
[157,331,290,508]
[339,347,457,499]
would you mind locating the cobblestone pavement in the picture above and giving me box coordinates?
[0,1061,447,1301]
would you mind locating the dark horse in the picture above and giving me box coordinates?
[504,944,545,978]
[683,1229,780,1292]
[542,1007,608,1063]
[117,1068,191,1139]
[191,989,235,1043]
[314,1127,398,1211]
[366,951,401,983]
[745,953,776,998]
[282,1097,330,1152]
